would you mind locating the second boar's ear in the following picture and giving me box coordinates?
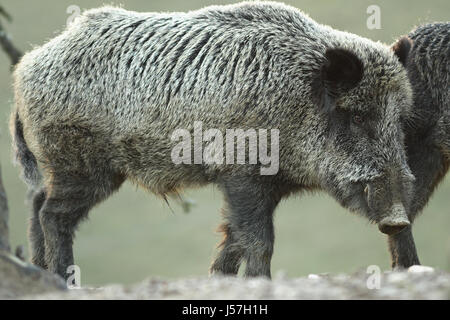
[391,36,413,67]
[321,48,364,97]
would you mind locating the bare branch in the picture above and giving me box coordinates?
[0,6,23,66]
[0,6,12,21]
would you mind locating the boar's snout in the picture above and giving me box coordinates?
[362,166,413,235]
[377,202,410,235]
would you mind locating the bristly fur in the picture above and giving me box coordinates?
[10,1,413,279]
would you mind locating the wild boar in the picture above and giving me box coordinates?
[11,2,413,279]
[388,22,449,268]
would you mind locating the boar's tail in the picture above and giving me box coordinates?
[12,111,42,191]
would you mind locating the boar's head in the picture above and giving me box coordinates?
[310,44,415,235]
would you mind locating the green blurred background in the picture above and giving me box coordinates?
[0,0,449,286]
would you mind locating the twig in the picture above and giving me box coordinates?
[0,6,12,22]
[0,6,23,66]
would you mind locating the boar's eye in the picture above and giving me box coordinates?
[352,114,364,125]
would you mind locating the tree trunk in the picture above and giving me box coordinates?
[0,165,10,252]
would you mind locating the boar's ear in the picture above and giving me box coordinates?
[314,48,364,111]
[321,48,364,94]
[391,36,413,67]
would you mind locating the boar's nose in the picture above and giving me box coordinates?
[378,202,410,235]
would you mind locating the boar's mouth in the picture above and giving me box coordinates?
[339,181,370,214]
[342,179,411,236]
[363,180,411,235]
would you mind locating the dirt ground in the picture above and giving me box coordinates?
[5,266,448,300]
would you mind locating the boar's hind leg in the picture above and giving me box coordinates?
[210,221,244,276]
[29,188,47,268]
[39,171,125,278]
[211,177,281,278]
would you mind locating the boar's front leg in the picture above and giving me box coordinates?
[388,140,448,268]
[388,226,420,269]
[210,177,282,278]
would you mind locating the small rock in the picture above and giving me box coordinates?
[274,270,288,280]
[387,272,408,283]
[408,265,434,273]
